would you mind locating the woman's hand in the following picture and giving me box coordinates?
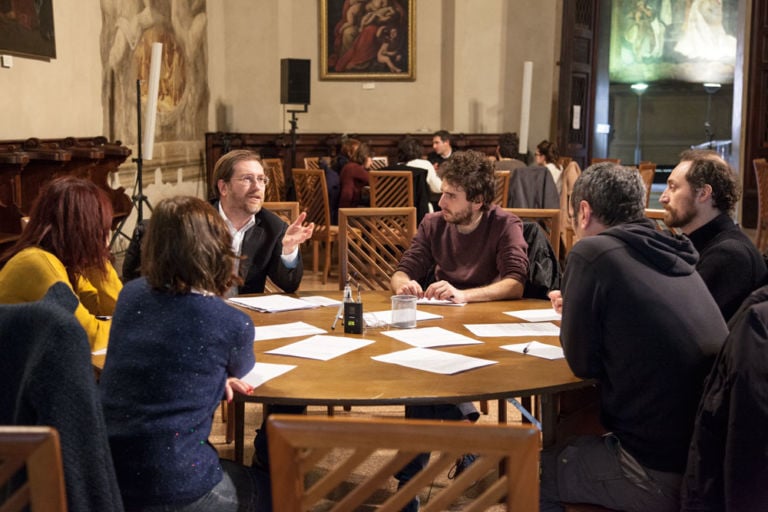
[225,377,254,403]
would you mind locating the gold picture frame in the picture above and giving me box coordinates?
[0,0,56,60]
[320,0,415,81]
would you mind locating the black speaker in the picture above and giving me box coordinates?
[280,58,310,105]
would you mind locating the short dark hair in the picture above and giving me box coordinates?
[571,163,646,227]
[679,149,739,214]
[439,150,495,210]
[498,132,520,158]
[212,150,260,199]
[433,130,451,143]
[142,196,239,296]
[536,140,560,165]
[397,136,423,162]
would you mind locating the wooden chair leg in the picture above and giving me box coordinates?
[326,405,335,416]
[312,240,320,274]
[480,400,489,415]
[226,401,235,444]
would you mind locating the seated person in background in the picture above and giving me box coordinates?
[100,196,270,512]
[427,129,453,169]
[385,135,432,221]
[681,283,768,511]
[540,163,727,512]
[123,150,313,295]
[399,135,441,195]
[390,150,529,508]
[0,176,121,351]
[339,140,373,208]
[319,137,359,224]
[535,139,563,193]
[660,149,767,321]
[493,131,526,171]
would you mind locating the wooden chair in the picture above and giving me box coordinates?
[0,426,67,512]
[369,155,389,170]
[645,208,681,235]
[506,208,561,261]
[292,169,337,284]
[637,162,656,208]
[338,207,416,290]
[262,158,286,201]
[267,414,540,512]
[559,161,582,257]
[263,201,299,225]
[494,170,511,207]
[590,158,620,165]
[303,156,321,169]
[754,158,768,252]
[368,171,414,208]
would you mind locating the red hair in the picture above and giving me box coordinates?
[0,176,114,284]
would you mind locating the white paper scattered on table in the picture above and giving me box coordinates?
[240,362,297,388]
[300,295,343,307]
[416,297,467,307]
[382,326,482,348]
[501,341,565,360]
[365,309,443,326]
[229,295,318,313]
[464,322,560,337]
[265,335,374,361]
[504,308,561,322]
[372,347,497,375]
[253,321,326,342]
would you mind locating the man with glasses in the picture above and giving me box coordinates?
[213,149,313,295]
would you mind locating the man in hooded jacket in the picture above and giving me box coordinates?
[540,163,728,512]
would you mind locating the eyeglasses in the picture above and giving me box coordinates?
[231,175,269,187]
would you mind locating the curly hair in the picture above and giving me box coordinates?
[142,196,239,296]
[679,149,739,214]
[439,150,495,210]
[498,132,520,158]
[571,162,646,227]
[0,176,113,285]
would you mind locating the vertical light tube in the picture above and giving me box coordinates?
[142,42,163,161]
[519,61,533,155]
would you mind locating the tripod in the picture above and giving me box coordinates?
[110,79,154,249]
[287,104,308,171]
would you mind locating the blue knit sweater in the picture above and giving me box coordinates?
[100,278,255,507]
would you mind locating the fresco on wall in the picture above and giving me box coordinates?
[609,0,737,84]
[100,0,208,146]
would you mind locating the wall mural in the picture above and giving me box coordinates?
[100,0,208,147]
[609,0,738,84]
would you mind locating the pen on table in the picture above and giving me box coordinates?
[522,342,532,354]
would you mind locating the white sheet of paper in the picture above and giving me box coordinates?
[300,295,343,307]
[416,297,467,307]
[265,335,374,361]
[239,362,297,388]
[381,326,482,348]
[253,321,326,342]
[504,308,561,322]
[372,347,497,375]
[365,309,443,326]
[501,341,565,360]
[464,322,561,337]
[229,295,318,313]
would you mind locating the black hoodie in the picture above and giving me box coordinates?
[561,218,727,472]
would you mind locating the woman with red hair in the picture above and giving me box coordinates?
[0,176,122,351]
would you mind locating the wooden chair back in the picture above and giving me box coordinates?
[494,170,511,207]
[0,426,67,512]
[370,156,389,170]
[292,169,338,284]
[505,208,561,261]
[267,414,540,512]
[303,156,321,169]
[338,207,416,290]
[262,158,286,201]
[637,162,656,208]
[754,158,768,252]
[559,160,582,257]
[645,208,682,235]
[590,158,620,165]
[263,201,300,224]
[368,171,414,208]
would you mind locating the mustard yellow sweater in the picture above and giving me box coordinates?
[0,247,121,351]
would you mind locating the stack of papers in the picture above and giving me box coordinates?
[372,347,497,375]
[501,341,565,360]
[504,308,561,322]
[253,321,325,342]
[382,326,481,348]
[464,322,560,337]
[229,295,318,313]
[265,335,374,361]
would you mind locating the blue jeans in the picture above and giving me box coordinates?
[126,459,271,512]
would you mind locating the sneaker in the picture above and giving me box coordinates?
[447,453,477,479]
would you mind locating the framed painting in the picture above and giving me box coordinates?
[320,0,414,81]
[0,0,56,60]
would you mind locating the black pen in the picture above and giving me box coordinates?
[522,343,532,354]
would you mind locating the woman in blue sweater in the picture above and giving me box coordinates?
[100,196,270,511]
